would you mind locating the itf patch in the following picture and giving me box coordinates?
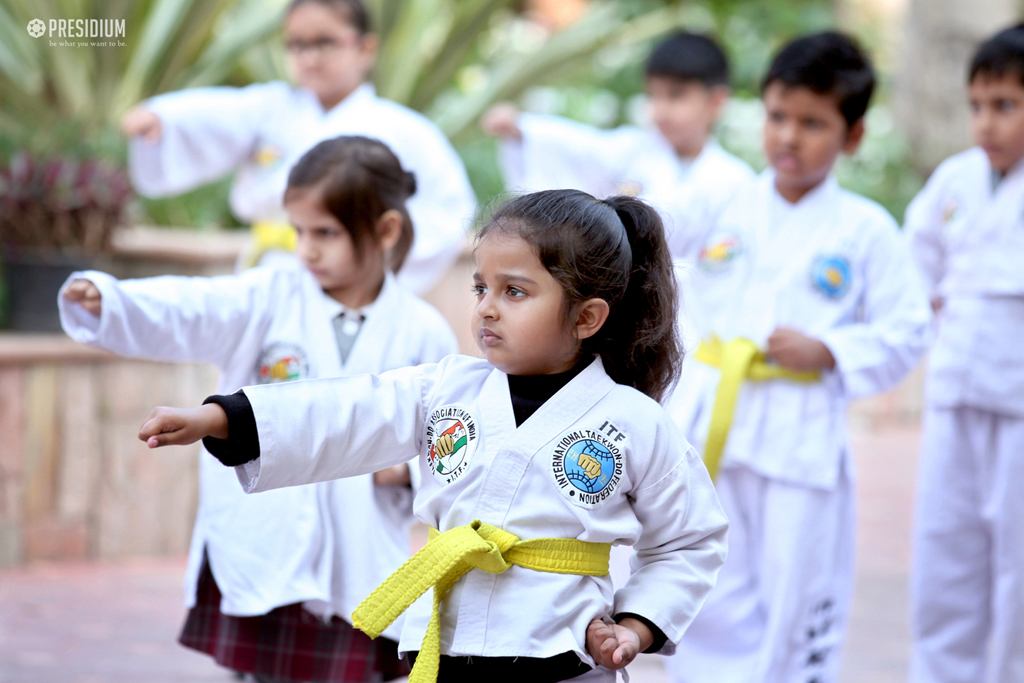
[698,231,744,273]
[256,343,309,384]
[426,404,478,485]
[550,427,624,509]
[810,254,852,300]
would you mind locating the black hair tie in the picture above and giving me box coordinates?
[603,197,636,245]
[404,171,418,197]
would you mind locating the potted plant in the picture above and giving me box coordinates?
[0,152,131,332]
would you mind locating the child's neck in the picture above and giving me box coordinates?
[325,272,384,310]
[774,175,827,205]
[671,138,705,161]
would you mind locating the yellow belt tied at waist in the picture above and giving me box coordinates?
[351,520,611,683]
[244,222,296,269]
[694,336,820,481]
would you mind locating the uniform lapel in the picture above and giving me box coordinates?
[343,274,397,375]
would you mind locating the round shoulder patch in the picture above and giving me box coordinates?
[810,254,852,300]
[698,231,744,273]
[551,428,624,509]
[426,404,478,485]
[257,343,309,384]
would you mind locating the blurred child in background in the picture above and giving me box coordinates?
[60,137,457,683]
[663,32,930,682]
[905,23,1024,683]
[482,30,753,259]
[121,0,476,294]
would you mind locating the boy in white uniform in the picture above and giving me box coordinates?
[905,24,1024,683]
[122,0,476,294]
[482,31,753,256]
[664,33,931,682]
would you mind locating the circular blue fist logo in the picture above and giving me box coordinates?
[564,439,616,494]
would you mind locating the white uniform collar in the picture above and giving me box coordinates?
[319,270,394,320]
[301,81,377,117]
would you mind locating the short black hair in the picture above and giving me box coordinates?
[288,0,371,35]
[970,23,1024,85]
[645,31,729,88]
[761,31,875,128]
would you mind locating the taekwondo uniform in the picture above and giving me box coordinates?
[129,82,477,294]
[664,171,930,683]
[59,267,457,641]
[234,354,729,681]
[904,147,1024,683]
[497,112,754,258]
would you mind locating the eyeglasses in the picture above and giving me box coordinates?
[285,36,357,57]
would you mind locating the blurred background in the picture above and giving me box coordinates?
[0,0,1016,681]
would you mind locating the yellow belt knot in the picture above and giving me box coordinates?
[243,221,296,269]
[695,336,820,481]
[351,520,610,683]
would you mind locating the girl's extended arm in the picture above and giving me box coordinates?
[59,269,273,369]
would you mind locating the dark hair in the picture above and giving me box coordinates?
[287,0,371,34]
[285,136,416,271]
[479,190,682,403]
[646,31,730,87]
[761,31,876,128]
[970,23,1024,85]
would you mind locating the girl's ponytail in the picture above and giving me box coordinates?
[480,189,682,403]
[597,196,682,402]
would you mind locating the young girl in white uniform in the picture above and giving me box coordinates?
[483,32,753,257]
[60,137,457,682]
[122,0,476,294]
[139,189,729,683]
[905,25,1024,683]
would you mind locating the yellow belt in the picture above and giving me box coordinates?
[244,221,296,269]
[352,520,611,683]
[694,336,820,481]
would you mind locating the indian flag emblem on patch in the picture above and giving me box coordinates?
[425,404,478,485]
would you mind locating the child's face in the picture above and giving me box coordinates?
[762,82,863,201]
[472,234,582,376]
[645,76,727,158]
[286,190,384,300]
[969,72,1024,173]
[284,3,377,106]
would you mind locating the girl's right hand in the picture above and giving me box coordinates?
[120,106,162,142]
[139,404,228,449]
[63,278,102,316]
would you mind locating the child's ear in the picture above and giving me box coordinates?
[375,209,403,251]
[842,119,866,155]
[709,85,730,116]
[574,298,611,341]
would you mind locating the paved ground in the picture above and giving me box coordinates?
[0,425,920,683]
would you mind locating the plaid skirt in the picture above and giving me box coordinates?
[179,559,409,683]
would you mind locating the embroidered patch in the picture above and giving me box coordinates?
[256,343,309,384]
[698,232,743,273]
[426,404,478,485]
[551,426,624,509]
[810,255,852,300]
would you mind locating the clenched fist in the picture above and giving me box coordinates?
[766,327,836,373]
[586,617,653,670]
[434,433,456,458]
[576,452,603,480]
[63,278,102,316]
[481,102,522,140]
[121,106,162,143]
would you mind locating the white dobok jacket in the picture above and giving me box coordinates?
[498,112,755,258]
[905,147,1024,417]
[669,171,931,489]
[59,267,457,640]
[129,82,478,294]
[236,355,729,665]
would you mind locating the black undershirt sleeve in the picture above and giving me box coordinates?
[201,392,260,466]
